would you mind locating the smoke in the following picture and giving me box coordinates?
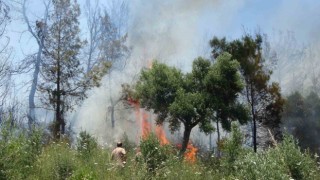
[72,0,238,147]
[72,0,320,149]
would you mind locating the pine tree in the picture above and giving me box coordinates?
[210,34,284,152]
[39,0,85,139]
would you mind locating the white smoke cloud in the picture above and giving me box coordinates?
[72,0,320,147]
[73,0,244,147]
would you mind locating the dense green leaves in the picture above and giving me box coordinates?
[135,54,247,154]
[211,33,284,151]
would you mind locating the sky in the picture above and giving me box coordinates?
[8,0,320,64]
[4,0,320,144]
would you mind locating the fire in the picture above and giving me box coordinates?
[176,142,198,163]
[126,59,170,147]
[127,98,198,163]
[155,125,169,145]
[127,98,168,143]
[141,110,151,138]
[185,143,198,163]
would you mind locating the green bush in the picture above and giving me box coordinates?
[76,131,98,160]
[139,133,171,173]
[233,150,289,179]
[0,122,42,179]
[278,135,320,179]
[220,122,245,174]
[230,134,320,179]
[32,141,77,180]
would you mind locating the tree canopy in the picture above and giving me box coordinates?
[134,53,247,154]
[210,33,285,152]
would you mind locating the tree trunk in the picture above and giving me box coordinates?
[249,83,257,153]
[23,0,49,131]
[253,117,257,152]
[54,44,62,139]
[180,125,192,156]
[216,120,221,157]
[28,48,41,130]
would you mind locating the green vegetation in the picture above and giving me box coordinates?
[134,53,247,155]
[283,91,320,154]
[0,123,319,180]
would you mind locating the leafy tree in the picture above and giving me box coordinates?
[39,0,108,139]
[204,53,248,156]
[210,33,285,152]
[134,53,244,154]
[282,91,320,154]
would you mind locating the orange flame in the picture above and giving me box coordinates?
[155,125,169,145]
[185,143,198,163]
[141,110,151,139]
[177,142,198,163]
[126,58,170,146]
[127,98,168,143]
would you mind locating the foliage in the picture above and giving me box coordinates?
[210,33,285,152]
[134,54,246,154]
[232,135,320,180]
[0,122,42,179]
[278,135,319,180]
[232,149,290,179]
[139,133,171,172]
[39,0,109,139]
[76,131,98,160]
[220,123,245,173]
[32,141,76,180]
[0,122,318,179]
[283,91,320,154]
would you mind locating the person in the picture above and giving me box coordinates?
[111,141,126,167]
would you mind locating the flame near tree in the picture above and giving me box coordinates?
[128,97,198,162]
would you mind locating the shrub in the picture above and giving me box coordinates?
[32,141,77,180]
[0,122,42,179]
[139,133,170,172]
[233,150,289,179]
[278,135,320,179]
[76,131,98,159]
[220,122,245,174]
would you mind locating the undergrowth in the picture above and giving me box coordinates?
[0,123,319,180]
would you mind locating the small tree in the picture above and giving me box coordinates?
[134,53,244,154]
[77,131,98,159]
